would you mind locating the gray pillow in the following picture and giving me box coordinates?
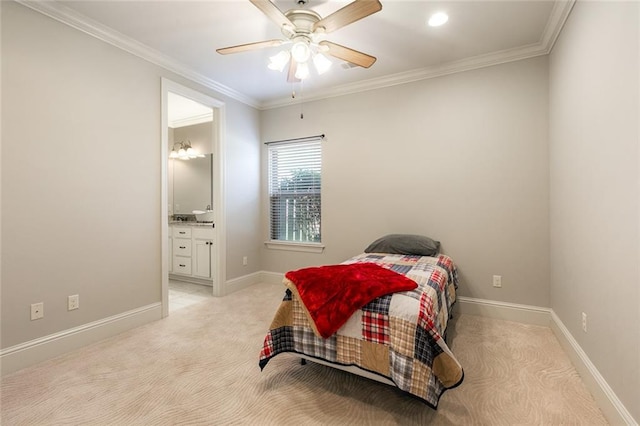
[364,234,440,256]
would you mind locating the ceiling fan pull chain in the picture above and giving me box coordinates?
[300,80,304,119]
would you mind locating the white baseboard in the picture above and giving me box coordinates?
[168,273,213,287]
[457,296,635,426]
[0,270,281,376]
[550,311,637,426]
[224,271,264,295]
[457,296,551,326]
[0,302,162,376]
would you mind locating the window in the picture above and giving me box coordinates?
[268,137,322,245]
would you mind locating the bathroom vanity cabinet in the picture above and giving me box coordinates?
[169,224,215,284]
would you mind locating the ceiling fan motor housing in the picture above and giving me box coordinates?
[283,9,323,37]
[216,0,382,75]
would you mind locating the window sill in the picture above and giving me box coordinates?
[264,240,325,253]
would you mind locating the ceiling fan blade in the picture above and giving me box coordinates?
[313,0,382,34]
[250,0,295,30]
[216,39,284,55]
[287,59,301,83]
[319,41,376,68]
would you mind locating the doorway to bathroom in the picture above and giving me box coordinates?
[160,79,226,317]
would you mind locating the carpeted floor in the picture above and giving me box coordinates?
[1,281,607,425]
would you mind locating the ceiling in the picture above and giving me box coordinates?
[26,0,574,109]
[168,93,213,128]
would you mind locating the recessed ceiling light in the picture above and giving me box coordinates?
[428,12,449,27]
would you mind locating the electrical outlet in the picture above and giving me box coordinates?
[68,294,80,311]
[582,312,587,332]
[492,275,502,288]
[31,302,44,320]
[242,256,248,266]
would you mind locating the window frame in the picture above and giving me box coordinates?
[265,136,325,253]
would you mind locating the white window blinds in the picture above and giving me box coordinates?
[268,137,322,243]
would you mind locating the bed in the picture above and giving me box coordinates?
[259,235,464,409]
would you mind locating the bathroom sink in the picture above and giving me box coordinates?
[193,210,214,223]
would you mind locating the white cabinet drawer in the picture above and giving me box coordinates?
[172,256,192,275]
[172,238,192,256]
[172,227,192,239]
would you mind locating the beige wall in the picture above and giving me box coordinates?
[1,2,262,349]
[549,1,639,421]
[261,56,550,307]
[224,100,263,278]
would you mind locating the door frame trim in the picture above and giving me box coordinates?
[161,78,227,316]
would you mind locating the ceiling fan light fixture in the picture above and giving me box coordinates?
[428,12,449,27]
[295,61,310,80]
[268,50,291,71]
[313,53,332,75]
[291,40,311,63]
[217,0,382,83]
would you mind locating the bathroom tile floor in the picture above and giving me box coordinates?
[169,280,213,312]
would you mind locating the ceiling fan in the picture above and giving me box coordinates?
[216,0,382,82]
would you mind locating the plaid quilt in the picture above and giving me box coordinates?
[259,253,464,408]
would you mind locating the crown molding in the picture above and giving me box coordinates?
[169,112,213,129]
[16,0,260,109]
[18,0,575,111]
[260,0,576,109]
[261,41,550,109]
[540,0,576,53]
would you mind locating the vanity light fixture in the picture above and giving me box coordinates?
[169,141,205,160]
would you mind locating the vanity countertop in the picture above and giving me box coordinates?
[169,221,214,228]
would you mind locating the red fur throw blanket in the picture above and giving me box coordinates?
[284,262,418,339]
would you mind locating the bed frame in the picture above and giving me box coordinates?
[296,354,396,387]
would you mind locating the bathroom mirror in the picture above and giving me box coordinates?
[171,154,212,215]
[167,92,214,217]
